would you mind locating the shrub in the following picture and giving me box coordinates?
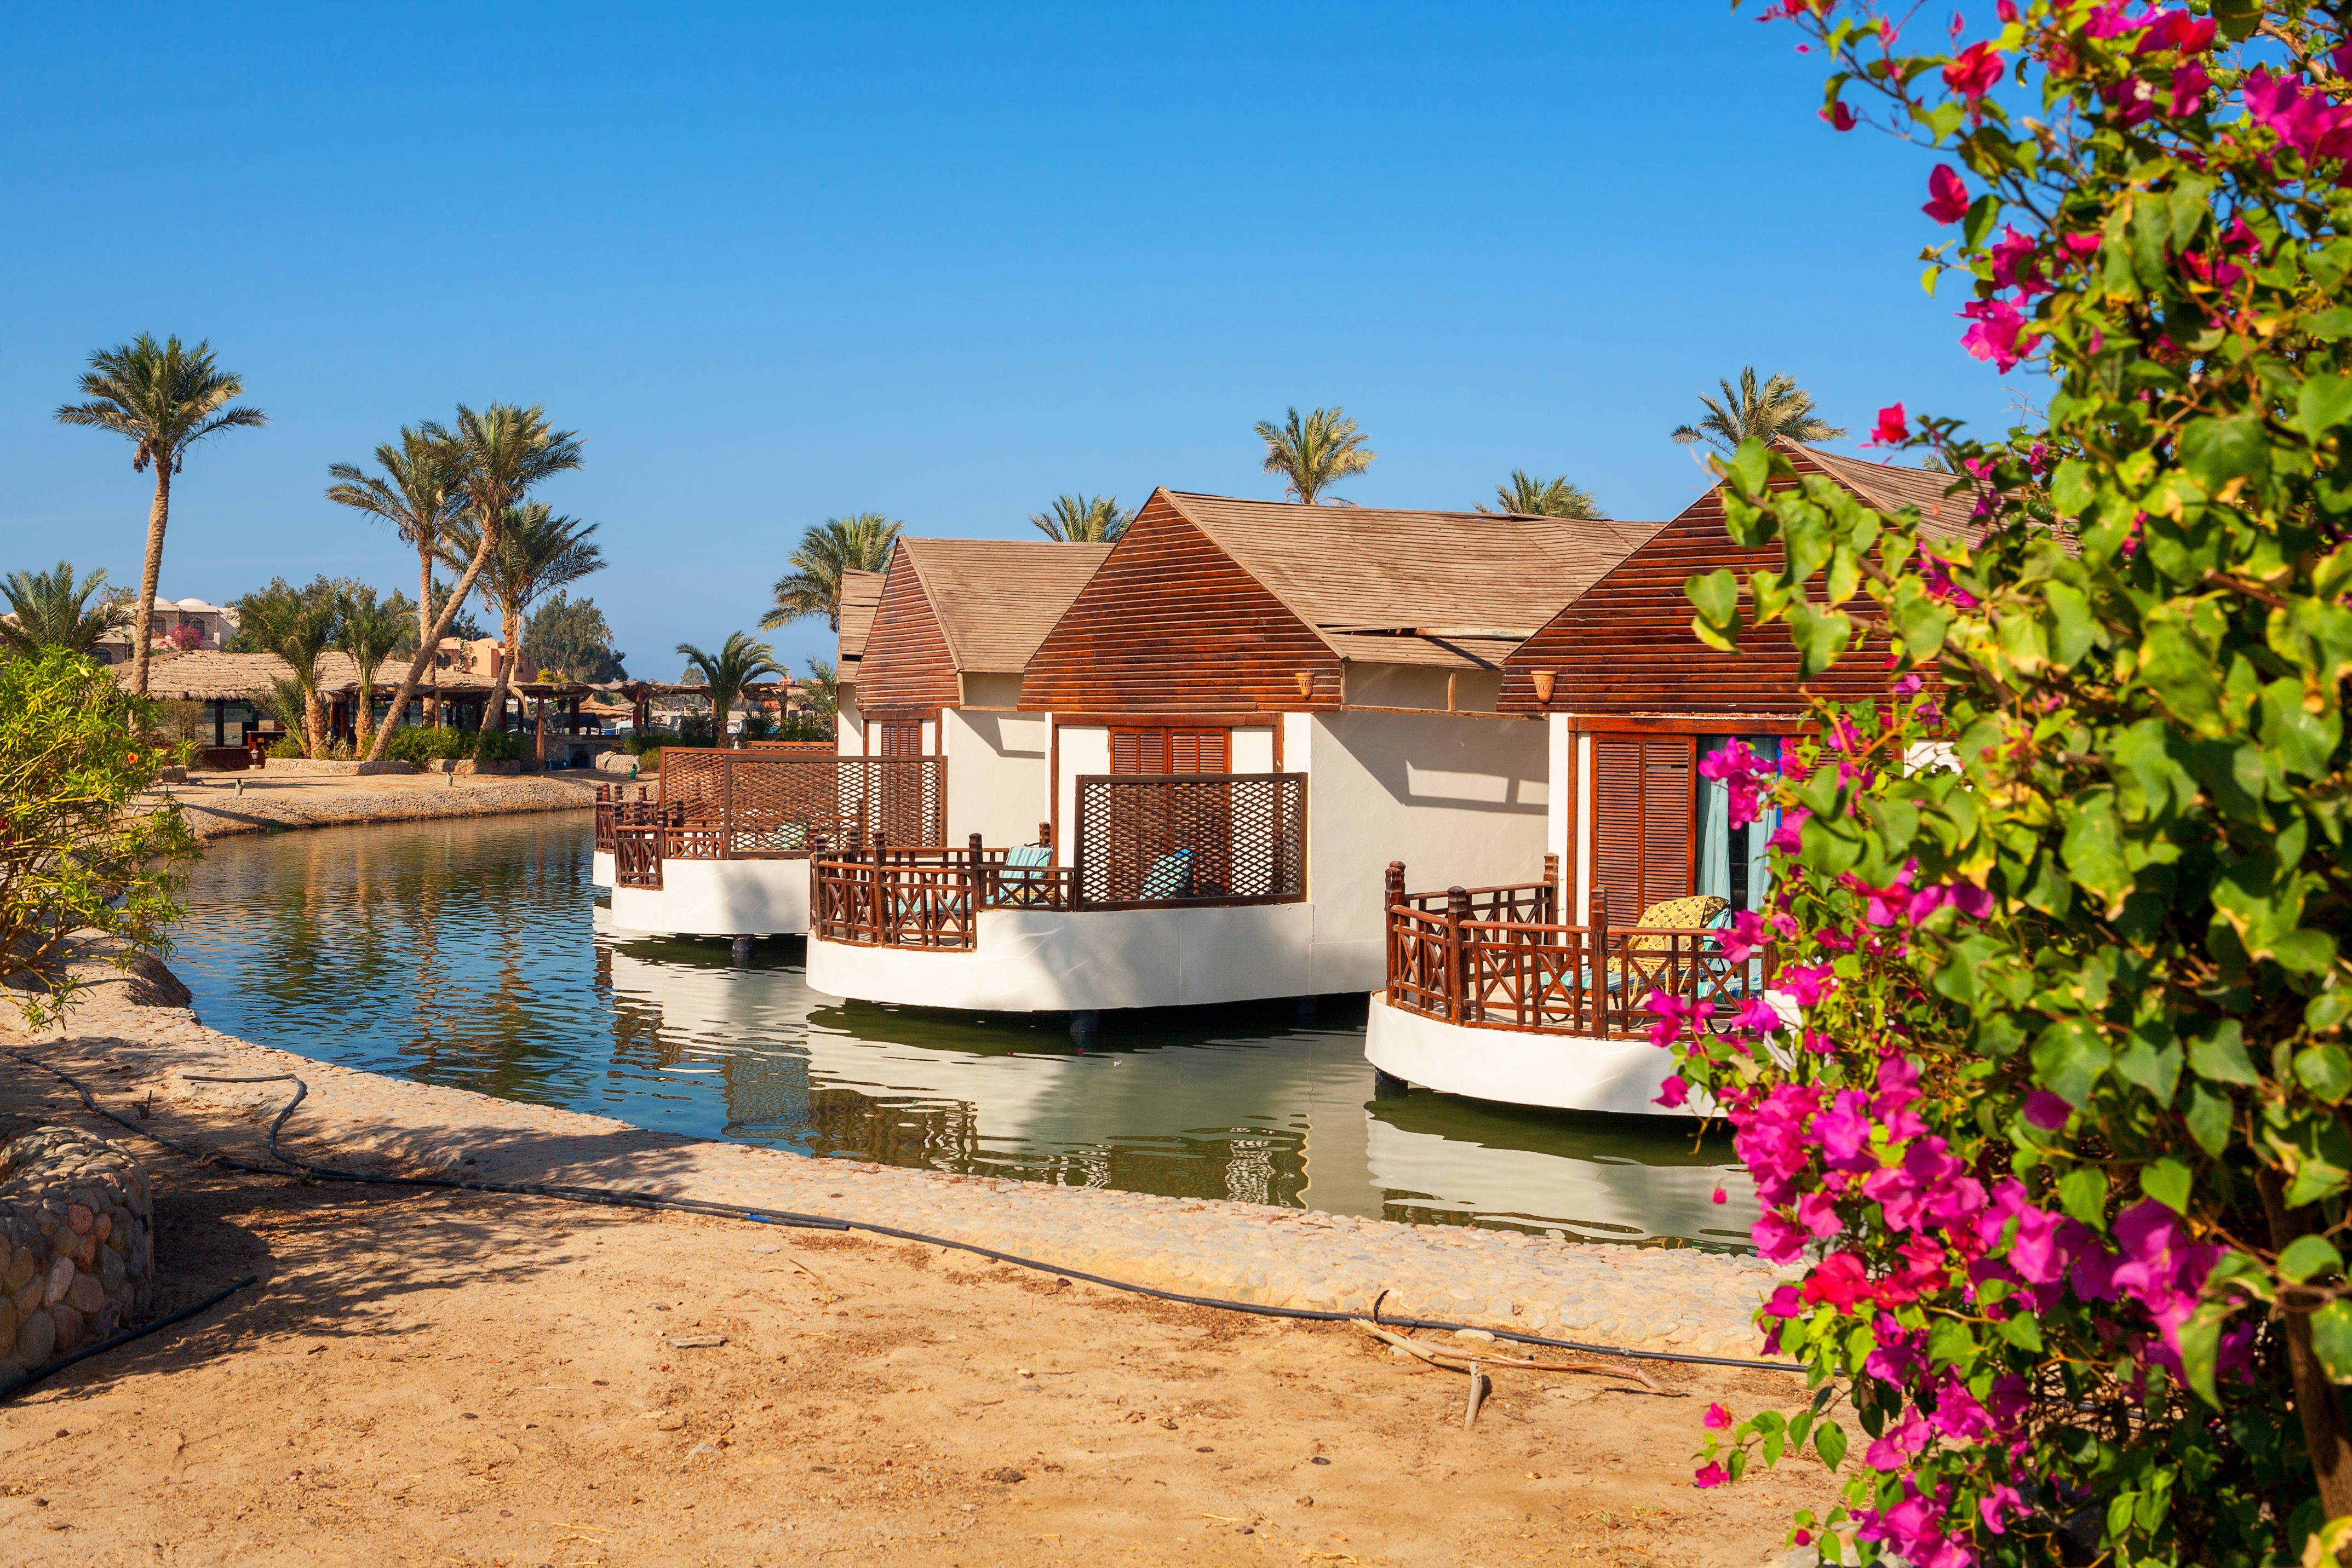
[0,650,197,1026]
[383,725,472,765]
[1670,5,2352,1565]
[472,727,525,763]
[266,734,303,760]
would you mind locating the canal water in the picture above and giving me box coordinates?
[169,813,1757,1248]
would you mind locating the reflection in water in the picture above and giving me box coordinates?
[171,814,1757,1247]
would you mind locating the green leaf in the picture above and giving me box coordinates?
[2306,305,2352,341]
[2178,1306,2224,1407]
[2311,1301,2352,1382]
[1997,1312,2043,1352]
[1926,1317,1976,1369]
[2033,1019,2113,1105]
[2309,989,2352,1034]
[1813,1421,1846,1471]
[1688,569,1739,628]
[2302,375,2352,443]
[2189,1021,2260,1085]
[2139,1158,2193,1215]
[2298,1044,2352,1103]
[2059,1167,2110,1228]
[2280,1235,2344,1283]
[2212,0,2261,39]
[2179,415,2271,493]
[1729,439,1772,498]
[2185,1084,2235,1156]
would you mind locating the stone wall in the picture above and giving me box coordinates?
[0,1128,153,1378]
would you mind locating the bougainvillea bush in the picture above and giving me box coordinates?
[1669,2,2352,1564]
[0,649,195,1027]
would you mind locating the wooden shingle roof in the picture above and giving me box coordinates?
[837,569,885,671]
[898,538,1112,673]
[1786,444,1977,542]
[1158,492,1667,670]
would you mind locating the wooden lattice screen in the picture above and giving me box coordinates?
[1072,772,1305,908]
[657,751,943,857]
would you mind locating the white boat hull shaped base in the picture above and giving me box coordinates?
[1363,993,1705,1118]
[607,858,810,938]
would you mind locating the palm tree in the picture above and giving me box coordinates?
[1255,406,1376,505]
[239,578,340,756]
[438,504,604,733]
[326,427,462,721]
[762,514,902,631]
[0,563,130,658]
[1479,470,1607,519]
[802,658,839,721]
[1029,493,1133,543]
[675,632,787,749]
[1670,368,1846,456]
[364,403,583,760]
[54,335,267,698]
[334,584,415,753]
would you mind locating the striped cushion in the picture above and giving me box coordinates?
[1140,849,1195,900]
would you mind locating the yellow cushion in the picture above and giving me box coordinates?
[1620,895,1729,957]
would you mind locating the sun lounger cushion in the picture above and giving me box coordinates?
[1003,844,1052,871]
[1140,849,1194,900]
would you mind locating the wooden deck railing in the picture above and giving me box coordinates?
[594,784,659,853]
[1384,862,1770,1039]
[812,830,1079,949]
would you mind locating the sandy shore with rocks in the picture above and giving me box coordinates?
[0,961,1817,1566]
[155,769,600,844]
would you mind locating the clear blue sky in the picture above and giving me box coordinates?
[0,3,2026,681]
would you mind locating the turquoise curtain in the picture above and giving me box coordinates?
[1746,735,1781,910]
[1697,737,1731,904]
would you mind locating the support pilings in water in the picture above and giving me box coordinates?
[730,936,755,964]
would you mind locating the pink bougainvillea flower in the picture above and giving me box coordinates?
[1711,1186,1728,1205]
[1961,296,2027,370]
[1653,1073,1690,1110]
[1869,403,1907,445]
[1752,1212,1808,1264]
[1863,1408,1931,1471]
[1797,1190,1842,1239]
[1942,41,2003,101]
[2023,1089,2072,1129]
[1692,1462,1727,1489]
[1980,1483,2025,1535]
[2244,67,2352,164]
[2165,58,2212,116]
[1922,164,1971,223]
[1800,1251,1873,1311]
[2135,9,2216,54]
[1821,98,1858,131]
[1704,1402,1733,1430]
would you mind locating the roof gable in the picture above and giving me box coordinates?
[1018,495,1340,711]
[854,543,961,714]
[837,570,885,671]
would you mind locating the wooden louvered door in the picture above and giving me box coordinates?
[869,717,930,843]
[1589,736,1695,924]
[1107,727,1233,895]
[872,720,926,759]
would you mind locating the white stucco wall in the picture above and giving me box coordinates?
[805,902,1315,1012]
[607,858,811,937]
[1230,725,1276,772]
[1363,994,1705,1118]
[1053,725,1111,859]
[591,849,615,889]
[1301,710,1548,991]
[836,691,863,756]
[942,708,1051,847]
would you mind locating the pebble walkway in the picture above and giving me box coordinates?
[7,970,1787,1362]
[153,773,597,843]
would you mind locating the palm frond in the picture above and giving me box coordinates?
[1255,406,1375,504]
[1029,493,1133,543]
[0,562,125,655]
[1670,366,1847,455]
[762,514,903,629]
[1478,469,1606,520]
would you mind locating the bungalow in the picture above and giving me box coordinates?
[603,538,1108,941]
[804,488,1659,1020]
[1364,443,1970,1114]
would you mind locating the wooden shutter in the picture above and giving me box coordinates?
[1591,739,1644,925]
[1112,727,1226,774]
[1588,735,1696,922]
[875,720,923,758]
[1642,745,1695,908]
[1169,730,1229,773]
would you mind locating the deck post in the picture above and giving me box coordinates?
[968,832,985,920]
[1589,886,1611,1038]
[1541,853,1559,924]
[870,826,888,946]
[1384,862,1406,1007]
[1445,885,1472,1026]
